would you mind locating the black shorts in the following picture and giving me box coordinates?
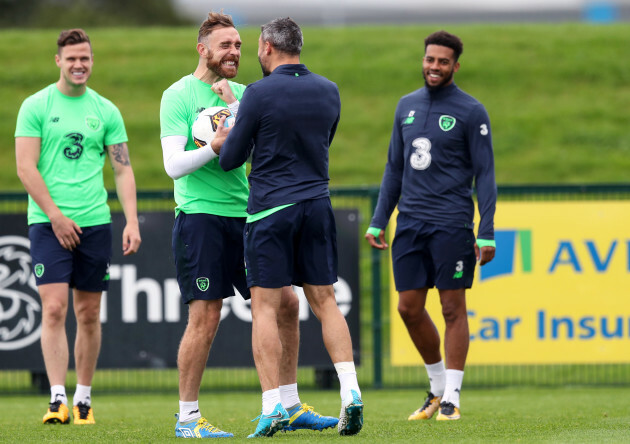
[392,213,476,291]
[28,223,112,292]
[172,212,249,303]
[244,197,338,288]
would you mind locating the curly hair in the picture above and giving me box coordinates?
[424,30,463,61]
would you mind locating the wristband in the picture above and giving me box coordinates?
[476,239,496,248]
[366,227,382,237]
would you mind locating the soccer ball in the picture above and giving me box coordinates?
[191,106,235,148]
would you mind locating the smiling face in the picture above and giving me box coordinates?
[55,42,93,93]
[422,44,460,90]
[202,26,241,79]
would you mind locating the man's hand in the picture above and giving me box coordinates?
[122,222,141,256]
[211,116,233,154]
[49,212,82,250]
[365,229,388,250]
[475,244,496,266]
[211,79,237,104]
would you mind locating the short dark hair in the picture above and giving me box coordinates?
[260,17,303,56]
[198,11,235,43]
[424,30,463,61]
[57,29,91,54]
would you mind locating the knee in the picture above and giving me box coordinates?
[187,302,221,331]
[43,301,67,326]
[75,305,101,326]
[398,302,423,325]
[279,292,299,320]
[441,304,466,325]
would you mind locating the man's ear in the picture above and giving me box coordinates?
[264,40,273,55]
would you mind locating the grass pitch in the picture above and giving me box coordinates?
[1,387,628,442]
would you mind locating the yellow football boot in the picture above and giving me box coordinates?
[43,401,70,424]
[408,392,442,420]
[436,401,461,421]
[73,402,95,424]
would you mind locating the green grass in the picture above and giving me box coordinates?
[1,24,630,192]
[1,387,628,442]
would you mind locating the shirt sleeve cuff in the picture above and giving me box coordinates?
[476,238,496,248]
[227,101,240,117]
[366,227,382,237]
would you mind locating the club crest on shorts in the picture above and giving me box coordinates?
[34,263,45,278]
[196,277,210,291]
[439,115,456,131]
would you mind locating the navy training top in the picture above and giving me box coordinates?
[370,83,497,240]
[219,64,340,214]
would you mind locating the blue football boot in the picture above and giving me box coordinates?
[338,390,364,436]
[174,414,234,438]
[283,403,338,431]
[247,403,290,438]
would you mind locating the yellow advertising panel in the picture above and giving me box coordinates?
[390,201,630,365]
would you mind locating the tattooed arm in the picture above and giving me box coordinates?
[107,142,141,255]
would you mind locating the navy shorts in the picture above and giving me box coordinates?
[28,223,112,292]
[244,197,337,288]
[172,212,250,303]
[392,213,477,291]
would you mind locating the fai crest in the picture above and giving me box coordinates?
[439,115,456,131]
[196,277,210,292]
[85,116,101,131]
[34,263,44,278]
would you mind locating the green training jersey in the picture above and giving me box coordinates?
[160,75,248,217]
[15,84,127,226]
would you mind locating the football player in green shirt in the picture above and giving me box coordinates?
[15,28,141,426]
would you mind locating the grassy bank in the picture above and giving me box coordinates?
[1,24,628,191]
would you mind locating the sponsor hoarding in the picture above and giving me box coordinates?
[0,210,359,369]
[390,202,630,365]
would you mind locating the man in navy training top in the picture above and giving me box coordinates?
[365,30,497,422]
[213,17,364,438]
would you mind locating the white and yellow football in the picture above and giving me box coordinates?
[191,106,235,148]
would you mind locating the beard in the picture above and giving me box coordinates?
[258,55,271,77]
[206,51,238,79]
[423,69,454,91]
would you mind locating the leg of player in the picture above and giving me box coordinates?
[278,286,339,432]
[71,289,102,424]
[278,287,299,390]
[40,283,71,425]
[436,288,469,421]
[175,299,233,438]
[303,284,363,436]
[248,287,290,438]
[398,288,445,420]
